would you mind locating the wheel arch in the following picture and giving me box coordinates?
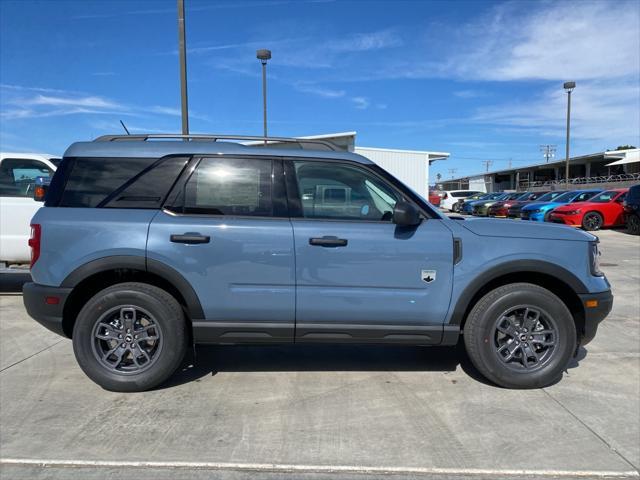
[60,256,204,338]
[450,261,587,340]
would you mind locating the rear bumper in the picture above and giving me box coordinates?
[578,290,613,346]
[23,282,72,337]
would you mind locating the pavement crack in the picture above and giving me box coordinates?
[542,388,639,473]
[0,340,64,373]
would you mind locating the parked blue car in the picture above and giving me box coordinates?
[23,134,612,392]
[461,192,503,214]
[521,189,603,222]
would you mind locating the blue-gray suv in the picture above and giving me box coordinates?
[23,134,613,392]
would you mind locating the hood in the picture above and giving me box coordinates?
[553,201,595,212]
[522,201,558,211]
[459,217,595,241]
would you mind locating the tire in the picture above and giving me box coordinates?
[543,210,552,222]
[627,214,640,235]
[451,203,459,213]
[582,211,603,231]
[72,282,188,392]
[463,283,576,389]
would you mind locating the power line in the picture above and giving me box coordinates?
[447,168,458,179]
[481,160,493,172]
[540,144,557,163]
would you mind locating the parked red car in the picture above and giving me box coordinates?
[428,191,442,206]
[488,191,549,217]
[548,188,628,231]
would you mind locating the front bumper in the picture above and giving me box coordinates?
[23,282,72,337]
[521,211,545,221]
[578,290,613,346]
[549,212,582,226]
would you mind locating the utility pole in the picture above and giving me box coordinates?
[540,144,557,163]
[508,158,512,169]
[177,0,189,136]
[563,81,576,189]
[448,168,459,189]
[482,160,493,172]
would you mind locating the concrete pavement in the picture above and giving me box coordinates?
[0,229,638,479]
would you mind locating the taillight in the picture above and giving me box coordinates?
[442,193,448,199]
[28,224,41,268]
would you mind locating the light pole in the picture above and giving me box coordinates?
[563,81,575,188]
[256,49,271,144]
[177,0,189,136]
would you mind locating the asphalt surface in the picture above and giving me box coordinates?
[0,228,638,480]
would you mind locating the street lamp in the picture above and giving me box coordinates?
[256,49,271,144]
[563,81,576,189]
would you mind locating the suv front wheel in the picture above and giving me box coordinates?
[463,283,576,388]
[72,282,188,392]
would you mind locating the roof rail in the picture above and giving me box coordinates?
[93,134,340,151]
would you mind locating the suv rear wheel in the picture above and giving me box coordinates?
[627,213,640,235]
[463,283,576,388]
[72,282,187,392]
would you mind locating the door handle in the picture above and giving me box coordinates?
[170,233,210,244]
[309,236,348,247]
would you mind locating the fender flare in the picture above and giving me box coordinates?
[448,259,588,326]
[61,255,204,320]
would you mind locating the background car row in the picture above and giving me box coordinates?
[438,186,640,233]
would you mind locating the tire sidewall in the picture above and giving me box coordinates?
[466,286,576,388]
[628,214,640,235]
[73,285,186,392]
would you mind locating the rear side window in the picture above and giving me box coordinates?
[57,157,187,208]
[175,157,273,216]
[0,158,53,198]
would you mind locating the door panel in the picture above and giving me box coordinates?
[293,219,454,333]
[148,212,295,340]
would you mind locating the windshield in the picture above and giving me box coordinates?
[553,191,580,203]
[536,191,564,202]
[590,191,621,203]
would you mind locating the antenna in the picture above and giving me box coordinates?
[540,144,556,163]
[119,120,130,135]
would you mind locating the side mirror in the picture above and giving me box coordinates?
[393,201,422,226]
[33,176,50,202]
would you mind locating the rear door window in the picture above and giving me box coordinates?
[174,157,274,217]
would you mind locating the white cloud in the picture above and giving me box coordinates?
[0,84,209,122]
[294,84,346,98]
[328,30,402,52]
[351,96,370,109]
[453,90,485,99]
[442,1,640,81]
[472,78,640,145]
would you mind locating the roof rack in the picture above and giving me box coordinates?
[93,134,340,151]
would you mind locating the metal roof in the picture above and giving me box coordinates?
[443,151,615,183]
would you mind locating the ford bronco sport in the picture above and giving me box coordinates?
[23,134,613,392]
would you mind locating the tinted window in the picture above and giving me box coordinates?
[528,191,549,200]
[293,161,399,221]
[178,157,273,216]
[59,157,185,208]
[103,157,188,209]
[536,191,564,202]
[590,191,621,203]
[0,158,53,197]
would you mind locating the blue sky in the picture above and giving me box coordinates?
[1,0,638,180]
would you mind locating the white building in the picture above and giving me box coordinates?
[297,132,450,199]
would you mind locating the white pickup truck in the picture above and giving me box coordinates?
[0,153,59,266]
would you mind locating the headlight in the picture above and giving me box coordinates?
[528,209,540,214]
[564,209,581,215]
[590,241,603,276]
